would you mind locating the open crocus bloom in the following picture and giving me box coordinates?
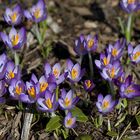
[37,90,58,112]
[1,27,26,50]
[24,0,47,23]
[58,89,78,110]
[96,94,116,113]
[128,43,140,63]
[4,4,22,26]
[120,75,140,98]
[65,59,85,83]
[120,0,140,13]
[64,112,76,129]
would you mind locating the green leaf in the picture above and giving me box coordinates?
[46,116,62,132]
[107,131,118,137]
[135,115,140,126]
[75,135,92,140]
[71,107,88,122]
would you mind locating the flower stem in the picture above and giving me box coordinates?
[14,51,19,65]
[88,52,94,78]
[35,23,42,45]
[109,81,115,96]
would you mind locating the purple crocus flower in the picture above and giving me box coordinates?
[107,39,125,60]
[96,94,116,113]
[101,61,122,81]
[30,74,56,94]
[58,89,79,110]
[74,34,87,55]
[95,53,112,69]
[84,80,95,92]
[4,4,22,26]
[64,112,76,129]
[1,27,26,50]
[84,34,98,52]
[37,90,58,112]
[65,59,85,83]
[9,79,26,100]
[0,53,8,80]
[24,0,47,23]
[5,61,21,84]
[128,43,140,63]
[120,0,140,13]
[0,80,6,104]
[44,62,66,85]
[120,75,140,98]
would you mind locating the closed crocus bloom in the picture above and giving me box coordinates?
[120,75,140,98]
[58,89,79,110]
[85,34,98,52]
[4,4,22,26]
[0,53,8,80]
[24,0,47,23]
[96,94,116,113]
[95,53,112,70]
[37,90,58,112]
[9,79,25,100]
[107,39,125,61]
[0,80,6,103]
[128,43,140,63]
[65,59,85,83]
[120,0,140,13]
[1,27,26,50]
[44,62,66,85]
[101,61,122,81]
[84,80,95,92]
[74,34,87,55]
[64,112,76,129]
[5,61,21,84]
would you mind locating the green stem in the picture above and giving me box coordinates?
[117,17,125,34]
[88,52,94,78]
[14,51,19,65]
[35,23,42,45]
[109,81,115,96]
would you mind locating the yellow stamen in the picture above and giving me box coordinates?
[103,101,109,109]
[45,98,52,109]
[53,68,59,78]
[34,8,41,19]
[85,80,91,88]
[128,0,135,4]
[10,12,17,23]
[87,39,94,48]
[66,118,73,126]
[8,71,15,79]
[71,69,78,79]
[126,86,135,94]
[28,87,36,98]
[103,57,109,66]
[12,34,19,46]
[40,82,48,92]
[64,97,71,107]
[109,67,115,78]
[133,52,140,61]
[112,48,118,57]
[15,86,22,95]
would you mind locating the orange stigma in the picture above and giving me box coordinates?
[12,34,19,46]
[64,97,71,107]
[85,80,92,88]
[128,0,135,4]
[71,68,78,79]
[53,68,59,78]
[28,87,36,98]
[10,12,17,23]
[8,71,15,79]
[87,39,94,48]
[133,51,140,61]
[112,48,118,57]
[103,101,109,109]
[40,82,48,92]
[34,8,41,19]
[15,86,22,95]
[45,98,52,109]
[103,57,109,66]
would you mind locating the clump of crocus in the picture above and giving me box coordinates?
[37,90,58,112]
[65,59,85,83]
[0,53,8,80]
[45,62,66,85]
[101,61,122,81]
[84,80,95,92]
[0,80,6,103]
[1,27,26,50]
[58,89,79,110]
[128,43,140,63]
[24,0,47,23]
[4,4,23,26]
[120,0,140,13]
[64,112,76,129]
[9,79,26,100]
[120,75,140,98]
[96,94,116,113]
[5,61,21,84]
